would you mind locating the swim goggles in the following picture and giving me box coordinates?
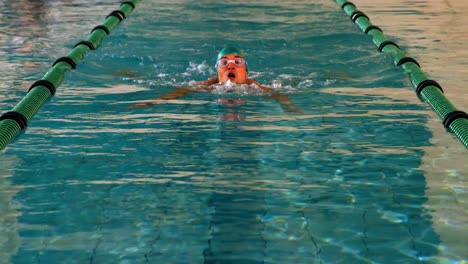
[216,58,247,68]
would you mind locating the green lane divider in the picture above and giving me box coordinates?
[335,1,468,148]
[0,1,140,151]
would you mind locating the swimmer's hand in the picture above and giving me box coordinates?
[111,69,142,78]
[269,93,304,114]
[128,99,165,109]
[281,104,304,114]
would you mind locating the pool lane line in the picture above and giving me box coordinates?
[335,0,468,148]
[0,1,140,151]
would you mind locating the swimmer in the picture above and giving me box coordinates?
[129,46,301,113]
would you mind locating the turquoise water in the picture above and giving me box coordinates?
[0,0,466,263]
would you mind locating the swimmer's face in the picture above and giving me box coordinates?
[217,54,248,84]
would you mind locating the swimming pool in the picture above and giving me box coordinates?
[0,0,466,263]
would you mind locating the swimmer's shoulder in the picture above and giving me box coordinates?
[199,77,219,86]
[190,77,218,92]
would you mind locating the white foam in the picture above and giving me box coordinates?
[209,80,265,96]
[182,60,216,77]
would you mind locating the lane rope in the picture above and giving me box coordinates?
[335,0,468,148]
[0,0,140,151]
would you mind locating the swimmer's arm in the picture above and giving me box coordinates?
[250,80,303,113]
[128,77,218,109]
[128,87,194,109]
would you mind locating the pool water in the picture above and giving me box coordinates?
[0,0,466,263]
